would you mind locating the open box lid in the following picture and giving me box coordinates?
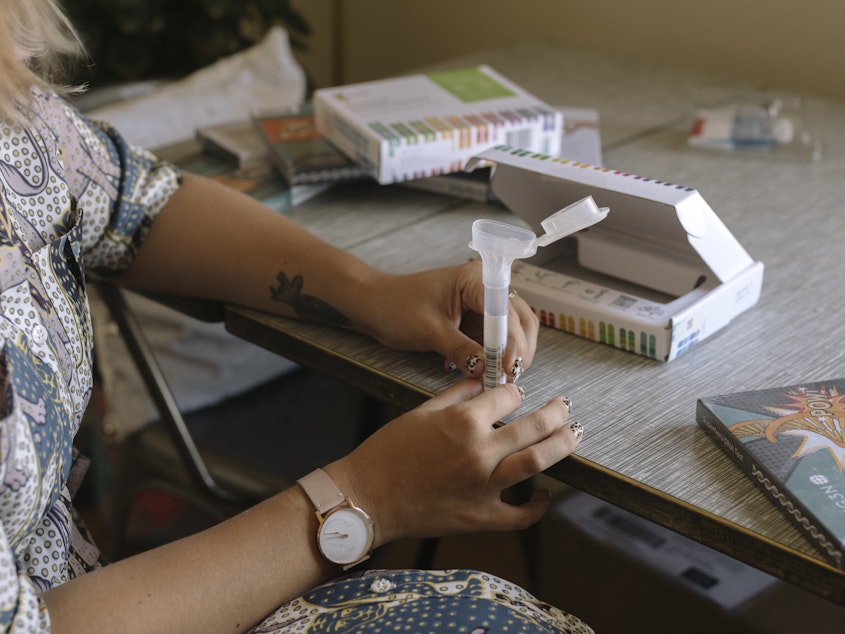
[466,145,757,297]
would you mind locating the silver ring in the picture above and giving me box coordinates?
[508,288,518,298]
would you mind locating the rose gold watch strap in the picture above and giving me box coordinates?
[297,468,346,515]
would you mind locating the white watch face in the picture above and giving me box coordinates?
[318,506,374,565]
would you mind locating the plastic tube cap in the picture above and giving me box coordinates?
[536,196,609,247]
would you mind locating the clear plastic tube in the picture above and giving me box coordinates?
[470,219,537,389]
[469,196,609,389]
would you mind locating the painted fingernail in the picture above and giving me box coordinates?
[510,357,524,381]
[569,421,584,442]
[465,354,481,376]
[561,397,572,414]
[445,361,458,372]
[516,385,525,400]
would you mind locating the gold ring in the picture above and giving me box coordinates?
[508,289,518,298]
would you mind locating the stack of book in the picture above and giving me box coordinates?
[251,104,368,186]
[170,139,334,214]
[187,103,370,213]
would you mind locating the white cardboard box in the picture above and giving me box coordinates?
[467,145,764,361]
[535,490,845,634]
[313,66,562,185]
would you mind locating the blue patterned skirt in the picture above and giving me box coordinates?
[250,569,593,633]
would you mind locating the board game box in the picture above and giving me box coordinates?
[697,379,845,569]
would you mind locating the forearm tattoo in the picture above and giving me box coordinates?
[269,272,350,327]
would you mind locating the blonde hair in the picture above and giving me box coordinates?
[0,0,86,119]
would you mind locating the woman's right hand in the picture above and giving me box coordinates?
[324,378,581,549]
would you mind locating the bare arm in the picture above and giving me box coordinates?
[116,172,539,374]
[45,482,329,633]
[116,172,382,334]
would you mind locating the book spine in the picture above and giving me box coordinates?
[259,189,294,213]
[250,116,295,185]
[696,401,844,569]
[289,182,333,208]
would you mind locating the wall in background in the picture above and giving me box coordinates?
[291,0,338,90]
[297,0,840,103]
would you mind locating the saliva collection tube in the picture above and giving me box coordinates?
[468,195,609,390]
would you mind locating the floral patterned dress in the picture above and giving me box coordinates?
[0,90,592,633]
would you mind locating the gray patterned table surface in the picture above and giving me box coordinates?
[225,42,845,603]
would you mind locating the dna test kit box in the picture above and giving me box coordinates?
[466,145,764,362]
[313,65,562,185]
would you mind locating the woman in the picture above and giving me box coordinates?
[0,1,590,632]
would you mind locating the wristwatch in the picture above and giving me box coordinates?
[297,468,374,569]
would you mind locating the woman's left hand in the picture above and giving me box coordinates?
[360,260,539,380]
